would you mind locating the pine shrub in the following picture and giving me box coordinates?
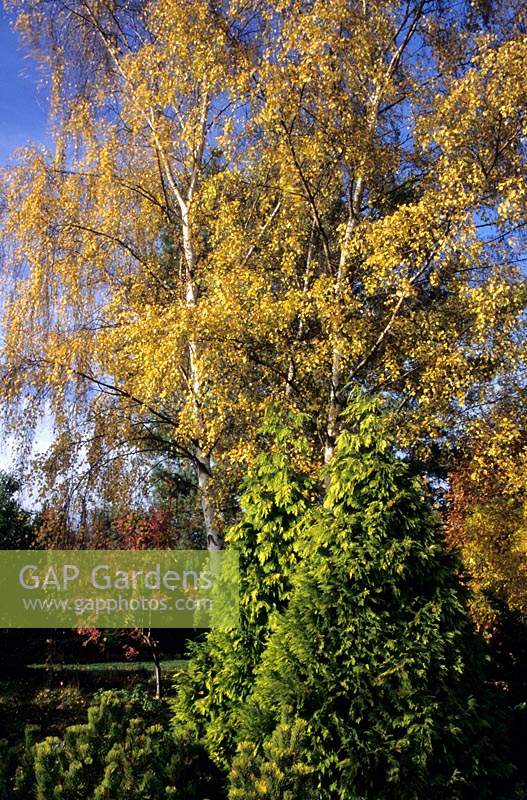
[31,689,221,800]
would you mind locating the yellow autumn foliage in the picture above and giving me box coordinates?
[0,0,526,542]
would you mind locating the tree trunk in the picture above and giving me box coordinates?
[153,652,162,700]
[197,454,223,550]
[143,628,162,699]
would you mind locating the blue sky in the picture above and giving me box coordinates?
[0,7,48,164]
[0,9,51,493]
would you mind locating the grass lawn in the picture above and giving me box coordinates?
[26,659,187,673]
[0,659,187,746]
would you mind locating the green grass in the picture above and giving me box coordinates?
[26,659,187,673]
[0,659,188,745]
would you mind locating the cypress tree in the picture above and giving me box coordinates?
[172,410,317,769]
[230,394,511,800]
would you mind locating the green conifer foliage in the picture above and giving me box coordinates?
[229,715,314,800]
[31,690,221,800]
[13,724,41,798]
[172,410,317,769]
[0,739,15,800]
[229,395,511,800]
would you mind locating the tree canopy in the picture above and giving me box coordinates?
[1,0,526,541]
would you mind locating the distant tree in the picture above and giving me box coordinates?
[0,473,35,550]
[0,473,40,673]
[446,406,527,625]
[71,500,191,698]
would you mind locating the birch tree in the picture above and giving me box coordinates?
[1,0,527,542]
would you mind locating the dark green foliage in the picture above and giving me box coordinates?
[13,724,41,797]
[28,689,221,800]
[0,472,35,549]
[229,394,511,800]
[0,725,40,800]
[0,473,39,675]
[172,409,317,768]
[480,598,527,795]
[148,459,206,549]
[0,738,16,800]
